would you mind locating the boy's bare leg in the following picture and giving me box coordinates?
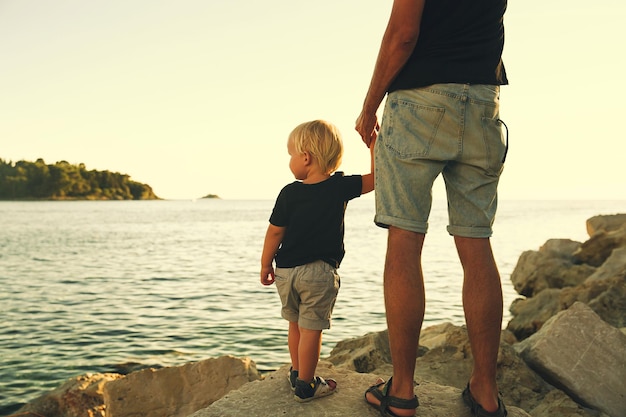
[297,327,322,382]
[288,321,300,371]
[455,236,503,413]
[366,227,425,416]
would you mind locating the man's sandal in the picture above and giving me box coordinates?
[364,377,419,417]
[462,383,508,417]
[294,376,337,402]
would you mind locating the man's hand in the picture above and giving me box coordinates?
[355,111,379,148]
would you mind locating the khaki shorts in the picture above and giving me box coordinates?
[275,260,340,330]
[375,84,507,238]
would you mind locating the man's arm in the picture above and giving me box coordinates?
[355,0,425,147]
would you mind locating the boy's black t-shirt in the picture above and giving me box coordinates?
[269,172,362,269]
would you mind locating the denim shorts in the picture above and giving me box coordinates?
[375,84,507,238]
[275,260,340,330]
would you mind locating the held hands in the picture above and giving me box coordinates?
[355,110,379,148]
[260,265,276,286]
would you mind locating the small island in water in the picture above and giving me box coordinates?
[0,158,159,200]
[201,194,220,199]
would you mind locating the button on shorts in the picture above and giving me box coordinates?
[375,84,507,238]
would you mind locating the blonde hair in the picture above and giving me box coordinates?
[288,120,343,175]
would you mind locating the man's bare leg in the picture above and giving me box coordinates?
[366,227,425,416]
[455,236,503,413]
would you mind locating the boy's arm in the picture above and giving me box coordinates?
[260,223,286,285]
[361,136,376,194]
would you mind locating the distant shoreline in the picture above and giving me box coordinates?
[0,158,159,201]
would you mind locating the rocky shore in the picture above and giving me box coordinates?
[13,214,626,417]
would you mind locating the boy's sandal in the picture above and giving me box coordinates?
[287,367,298,391]
[364,377,419,417]
[462,383,508,417]
[294,376,337,403]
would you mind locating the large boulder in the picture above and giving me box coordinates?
[507,275,626,340]
[515,302,626,417]
[326,329,394,372]
[510,239,595,297]
[585,246,626,282]
[586,213,626,236]
[14,373,122,417]
[507,288,563,340]
[560,275,626,329]
[573,225,626,267]
[15,356,261,417]
[508,214,626,340]
[103,355,261,417]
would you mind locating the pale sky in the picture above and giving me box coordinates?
[1,0,625,200]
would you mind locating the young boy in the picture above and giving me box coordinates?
[260,120,375,402]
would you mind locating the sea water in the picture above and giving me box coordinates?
[1,198,624,413]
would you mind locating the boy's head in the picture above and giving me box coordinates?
[288,120,343,175]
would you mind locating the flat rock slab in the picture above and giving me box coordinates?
[188,361,530,417]
[516,302,626,417]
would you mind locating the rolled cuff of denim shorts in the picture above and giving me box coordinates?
[374,214,429,234]
[447,224,493,238]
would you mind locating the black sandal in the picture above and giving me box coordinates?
[364,377,419,417]
[462,383,508,417]
[294,376,337,403]
[287,367,298,391]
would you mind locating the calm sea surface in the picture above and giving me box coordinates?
[1,198,624,413]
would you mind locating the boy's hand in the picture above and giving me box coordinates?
[260,266,276,286]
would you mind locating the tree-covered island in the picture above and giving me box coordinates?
[0,158,159,200]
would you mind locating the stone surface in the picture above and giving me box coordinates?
[15,373,122,417]
[560,275,626,329]
[508,215,626,341]
[188,362,531,417]
[515,302,626,417]
[510,239,595,297]
[586,213,626,236]
[327,323,551,413]
[530,390,612,417]
[326,329,393,372]
[573,226,626,267]
[103,356,261,417]
[585,246,626,282]
[507,288,563,340]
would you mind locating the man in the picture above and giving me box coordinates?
[355,1,509,416]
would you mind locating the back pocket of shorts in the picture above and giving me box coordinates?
[481,117,507,175]
[383,98,445,159]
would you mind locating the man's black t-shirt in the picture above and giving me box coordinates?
[389,0,508,92]
[269,172,362,268]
